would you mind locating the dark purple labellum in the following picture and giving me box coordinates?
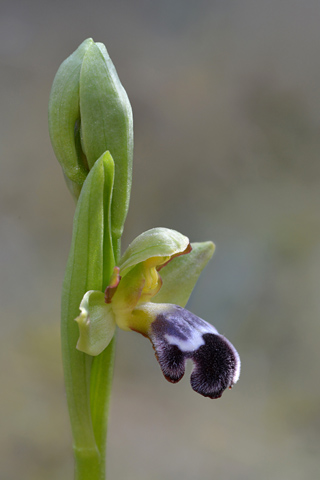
[148,305,240,399]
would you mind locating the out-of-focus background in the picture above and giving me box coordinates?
[1,0,320,478]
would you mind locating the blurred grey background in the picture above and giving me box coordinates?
[1,0,320,478]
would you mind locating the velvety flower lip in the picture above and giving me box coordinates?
[135,304,240,399]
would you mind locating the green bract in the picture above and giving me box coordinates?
[60,150,115,467]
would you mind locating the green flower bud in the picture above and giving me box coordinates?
[49,38,133,243]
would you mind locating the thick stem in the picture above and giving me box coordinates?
[90,337,116,479]
[61,278,100,464]
[88,236,120,479]
[74,447,102,480]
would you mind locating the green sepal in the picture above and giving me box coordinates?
[75,291,116,356]
[153,241,215,307]
[48,38,93,187]
[119,227,190,277]
[80,42,133,243]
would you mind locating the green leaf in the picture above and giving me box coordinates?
[48,38,93,186]
[119,227,190,277]
[75,291,116,356]
[153,241,215,307]
[80,42,133,243]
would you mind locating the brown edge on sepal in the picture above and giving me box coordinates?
[105,266,121,304]
[130,327,149,339]
[157,243,192,271]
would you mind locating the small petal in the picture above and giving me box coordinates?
[132,304,240,399]
[108,263,146,331]
[105,266,121,303]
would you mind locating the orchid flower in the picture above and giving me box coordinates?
[75,227,240,399]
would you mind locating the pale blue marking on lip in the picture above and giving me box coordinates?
[149,304,240,398]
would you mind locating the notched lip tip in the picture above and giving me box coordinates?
[165,376,181,384]
[195,389,223,400]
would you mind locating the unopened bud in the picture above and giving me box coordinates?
[49,38,133,242]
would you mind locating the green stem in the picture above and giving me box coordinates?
[88,238,120,478]
[61,155,116,480]
[89,337,116,479]
[73,336,116,480]
[61,280,102,480]
[74,446,101,480]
